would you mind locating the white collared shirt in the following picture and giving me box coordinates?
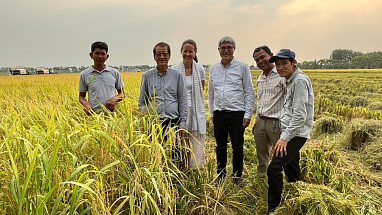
[208,58,255,119]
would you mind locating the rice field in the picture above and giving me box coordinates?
[0,69,382,214]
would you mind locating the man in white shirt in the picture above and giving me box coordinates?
[208,36,255,184]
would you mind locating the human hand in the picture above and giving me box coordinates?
[180,130,186,137]
[210,117,214,124]
[106,97,118,111]
[82,102,92,116]
[242,118,250,128]
[274,138,288,157]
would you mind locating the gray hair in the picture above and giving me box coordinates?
[218,36,236,48]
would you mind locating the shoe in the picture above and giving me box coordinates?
[266,207,276,215]
[233,177,244,186]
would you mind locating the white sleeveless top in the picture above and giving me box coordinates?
[185,75,192,107]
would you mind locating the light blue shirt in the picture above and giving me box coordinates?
[208,58,255,119]
[280,68,314,142]
[138,68,188,129]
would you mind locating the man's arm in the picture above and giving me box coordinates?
[106,71,125,111]
[242,65,255,127]
[79,92,92,115]
[207,69,215,123]
[78,73,92,115]
[106,88,125,111]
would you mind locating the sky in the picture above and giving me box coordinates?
[1,0,382,68]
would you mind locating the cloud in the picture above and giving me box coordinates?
[1,0,382,67]
[278,0,382,21]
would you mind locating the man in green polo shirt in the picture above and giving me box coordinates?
[78,41,125,115]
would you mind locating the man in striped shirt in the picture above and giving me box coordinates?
[252,46,286,176]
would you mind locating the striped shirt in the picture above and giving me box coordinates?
[256,67,286,119]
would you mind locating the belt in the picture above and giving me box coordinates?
[220,110,231,112]
[258,115,278,120]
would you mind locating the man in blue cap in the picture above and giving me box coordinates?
[266,49,314,214]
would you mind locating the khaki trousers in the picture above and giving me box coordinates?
[253,117,280,174]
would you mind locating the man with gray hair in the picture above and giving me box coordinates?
[208,36,255,184]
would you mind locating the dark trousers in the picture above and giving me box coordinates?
[161,118,182,162]
[213,111,245,178]
[267,136,307,208]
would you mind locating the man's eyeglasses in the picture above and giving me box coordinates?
[155,53,169,57]
[219,46,234,51]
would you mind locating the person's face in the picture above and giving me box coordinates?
[254,49,273,72]
[218,42,235,62]
[154,46,170,67]
[181,43,196,63]
[90,48,109,65]
[275,58,296,80]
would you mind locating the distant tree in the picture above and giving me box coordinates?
[317,59,338,69]
[202,64,211,71]
[330,49,363,63]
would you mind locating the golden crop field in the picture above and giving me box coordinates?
[0,70,382,215]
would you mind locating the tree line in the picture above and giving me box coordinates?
[0,64,213,75]
[2,49,381,74]
[296,49,382,69]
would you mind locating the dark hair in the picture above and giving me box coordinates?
[91,41,108,53]
[181,39,198,63]
[253,45,271,59]
[153,42,171,56]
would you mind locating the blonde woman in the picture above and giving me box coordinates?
[172,39,206,169]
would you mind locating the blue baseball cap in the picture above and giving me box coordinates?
[269,49,295,63]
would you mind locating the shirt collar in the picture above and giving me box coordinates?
[286,67,302,83]
[155,67,168,76]
[261,66,277,77]
[91,65,109,73]
[220,57,236,68]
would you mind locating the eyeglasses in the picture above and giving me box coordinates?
[155,53,169,57]
[219,46,234,51]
